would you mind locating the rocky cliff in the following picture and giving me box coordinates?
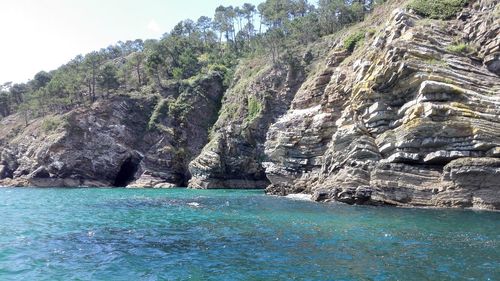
[188,56,309,189]
[189,0,500,210]
[1,0,499,210]
[0,73,224,188]
[263,0,500,209]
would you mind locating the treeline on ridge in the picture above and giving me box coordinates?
[0,0,385,123]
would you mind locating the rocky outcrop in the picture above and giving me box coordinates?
[0,73,224,188]
[1,1,498,210]
[0,95,154,187]
[188,58,306,189]
[131,73,225,187]
[263,0,500,210]
[188,1,500,210]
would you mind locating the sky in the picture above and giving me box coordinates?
[0,0,263,84]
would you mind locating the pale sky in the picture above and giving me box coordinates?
[0,0,263,84]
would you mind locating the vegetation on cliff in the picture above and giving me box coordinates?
[3,0,498,210]
[408,0,468,19]
[0,0,387,124]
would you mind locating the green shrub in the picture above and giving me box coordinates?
[168,98,192,121]
[148,99,169,129]
[208,63,234,88]
[223,67,236,88]
[343,31,365,52]
[208,63,228,74]
[246,96,262,122]
[41,116,63,133]
[446,43,473,54]
[408,0,468,20]
[172,67,184,80]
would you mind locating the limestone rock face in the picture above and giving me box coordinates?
[0,73,224,188]
[263,1,500,209]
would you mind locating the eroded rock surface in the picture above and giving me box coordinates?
[1,1,498,210]
[188,60,306,189]
[263,1,500,209]
[0,73,224,188]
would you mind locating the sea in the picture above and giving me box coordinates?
[0,188,498,280]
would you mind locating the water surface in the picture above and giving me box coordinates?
[0,188,498,280]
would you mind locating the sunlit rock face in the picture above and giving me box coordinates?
[263,2,500,209]
[1,1,499,210]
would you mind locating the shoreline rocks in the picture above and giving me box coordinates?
[1,2,499,210]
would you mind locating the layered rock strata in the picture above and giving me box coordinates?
[1,1,499,210]
[264,1,500,209]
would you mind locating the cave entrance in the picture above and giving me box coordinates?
[113,157,140,187]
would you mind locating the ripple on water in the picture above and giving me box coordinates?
[0,188,498,280]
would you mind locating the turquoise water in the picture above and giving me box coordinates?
[0,188,498,280]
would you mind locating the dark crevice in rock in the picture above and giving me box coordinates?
[113,157,140,187]
[0,165,13,179]
[179,171,190,188]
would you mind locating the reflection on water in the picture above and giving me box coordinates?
[0,188,498,280]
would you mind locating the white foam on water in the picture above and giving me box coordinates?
[187,202,201,208]
[285,194,312,201]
